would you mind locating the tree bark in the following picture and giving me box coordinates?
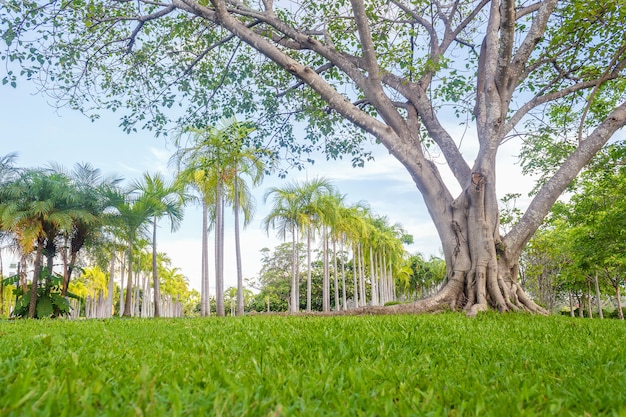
[615,285,624,320]
[122,240,133,317]
[28,243,44,318]
[215,182,225,317]
[306,226,312,312]
[234,178,244,316]
[290,225,298,313]
[201,200,210,317]
[107,250,115,318]
[152,216,161,317]
[333,240,339,311]
[594,272,603,319]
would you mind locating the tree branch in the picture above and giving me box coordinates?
[505,100,626,252]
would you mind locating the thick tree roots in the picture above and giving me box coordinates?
[343,268,548,317]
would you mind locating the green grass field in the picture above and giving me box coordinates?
[1,313,625,416]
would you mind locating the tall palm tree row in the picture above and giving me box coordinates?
[262,178,412,313]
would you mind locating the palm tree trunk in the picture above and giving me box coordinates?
[369,247,377,306]
[201,200,210,316]
[290,225,298,313]
[333,240,339,311]
[322,228,329,313]
[123,241,133,317]
[119,251,125,317]
[352,244,359,308]
[152,216,161,317]
[341,238,347,311]
[358,243,366,306]
[234,179,244,316]
[107,250,115,317]
[28,243,44,318]
[215,182,225,317]
[306,226,312,312]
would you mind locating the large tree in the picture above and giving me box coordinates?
[3,0,626,314]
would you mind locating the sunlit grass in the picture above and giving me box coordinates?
[1,313,625,416]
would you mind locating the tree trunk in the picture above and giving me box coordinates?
[107,250,115,317]
[306,226,312,312]
[234,179,244,316]
[322,228,329,313]
[615,285,624,320]
[333,240,339,311]
[215,182,225,317]
[352,244,359,309]
[351,170,547,317]
[201,200,210,317]
[123,240,133,317]
[119,252,125,317]
[341,238,347,311]
[587,279,593,319]
[594,272,603,319]
[152,215,161,318]
[290,225,298,313]
[369,247,377,306]
[358,243,367,306]
[28,243,44,318]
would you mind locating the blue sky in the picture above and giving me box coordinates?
[1,82,456,292]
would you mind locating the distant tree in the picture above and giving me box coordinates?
[251,244,305,313]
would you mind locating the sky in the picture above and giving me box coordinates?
[0,81,535,293]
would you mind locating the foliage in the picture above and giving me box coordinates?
[10,269,74,318]
[398,253,446,300]
[1,314,626,416]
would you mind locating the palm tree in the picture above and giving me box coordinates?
[315,191,343,312]
[263,182,301,313]
[0,169,79,317]
[225,123,266,316]
[263,178,336,313]
[295,178,335,312]
[108,190,152,317]
[50,162,123,297]
[172,118,265,317]
[131,172,185,317]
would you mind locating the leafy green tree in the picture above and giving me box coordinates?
[564,170,626,319]
[251,244,305,313]
[4,0,626,314]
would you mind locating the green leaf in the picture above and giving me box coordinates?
[36,296,54,318]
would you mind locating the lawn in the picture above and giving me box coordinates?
[1,313,624,416]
